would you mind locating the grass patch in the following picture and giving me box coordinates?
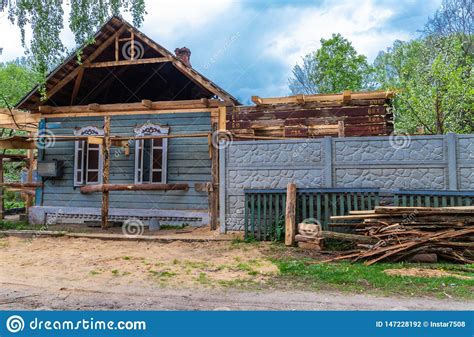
[89,270,101,276]
[274,259,474,299]
[148,270,176,279]
[0,220,40,231]
[197,272,212,285]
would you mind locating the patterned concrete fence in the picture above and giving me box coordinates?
[219,133,474,232]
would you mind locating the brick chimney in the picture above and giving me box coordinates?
[174,47,191,67]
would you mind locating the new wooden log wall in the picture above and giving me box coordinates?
[227,97,393,138]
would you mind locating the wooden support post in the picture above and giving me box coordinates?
[209,122,219,230]
[101,116,111,229]
[0,159,3,220]
[338,121,345,137]
[25,148,35,214]
[285,183,297,246]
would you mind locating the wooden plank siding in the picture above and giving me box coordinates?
[41,112,212,211]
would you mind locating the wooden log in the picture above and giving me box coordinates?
[0,182,42,188]
[406,253,438,263]
[210,121,219,230]
[101,116,111,229]
[321,231,377,244]
[25,148,34,214]
[80,183,189,193]
[295,234,323,243]
[285,183,297,246]
[0,160,3,219]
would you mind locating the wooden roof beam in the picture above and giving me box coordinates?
[84,57,172,68]
[39,99,226,115]
[45,25,128,100]
[251,90,395,106]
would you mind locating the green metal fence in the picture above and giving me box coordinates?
[244,188,474,241]
[393,189,474,207]
[244,188,380,240]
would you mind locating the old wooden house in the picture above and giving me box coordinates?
[0,16,394,229]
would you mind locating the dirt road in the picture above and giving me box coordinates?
[0,236,472,310]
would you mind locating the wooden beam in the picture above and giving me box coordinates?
[338,121,345,137]
[87,136,103,145]
[101,116,111,229]
[210,121,219,230]
[0,182,42,188]
[70,67,84,105]
[84,57,171,68]
[25,147,35,214]
[39,99,224,115]
[252,90,395,106]
[81,183,189,194]
[285,183,297,246]
[88,103,100,111]
[0,160,3,219]
[0,136,36,149]
[251,96,263,105]
[141,99,152,109]
[343,90,352,103]
[46,26,127,100]
[218,106,227,131]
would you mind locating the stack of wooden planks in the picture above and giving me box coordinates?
[328,206,474,265]
[228,91,393,138]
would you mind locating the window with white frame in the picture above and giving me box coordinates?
[134,123,169,184]
[74,126,104,186]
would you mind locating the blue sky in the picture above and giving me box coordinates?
[0,0,441,103]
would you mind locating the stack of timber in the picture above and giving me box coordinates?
[328,206,474,265]
[228,90,394,138]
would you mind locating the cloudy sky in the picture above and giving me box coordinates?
[0,0,441,103]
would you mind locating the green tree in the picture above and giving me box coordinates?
[289,33,374,94]
[0,59,38,209]
[0,58,39,108]
[374,37,473,134]
[1,0,146,76]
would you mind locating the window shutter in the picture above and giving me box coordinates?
[74,140,85,186]
[135,139,144,184]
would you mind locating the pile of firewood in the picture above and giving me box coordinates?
[327,206,474,265]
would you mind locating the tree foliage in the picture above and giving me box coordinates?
[289,33,373,94]
[374,37,473,134]
[0,59,38,209]
[0,57,39,108]
[1,0,146,76]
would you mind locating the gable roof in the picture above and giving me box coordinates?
[16,16,239,110]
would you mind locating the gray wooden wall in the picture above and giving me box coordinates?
[41,112,212,212]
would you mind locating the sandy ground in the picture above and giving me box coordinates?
[0,236,472,310]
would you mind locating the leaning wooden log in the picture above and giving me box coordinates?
[321,231,377,244]
[80,183,189,194]
[0,182,42,188]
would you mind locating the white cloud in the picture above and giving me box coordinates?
[264,0,412,67]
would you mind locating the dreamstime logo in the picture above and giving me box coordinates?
[122,40,144,60]
[122,219,145,237]
[389,131,411,150]
[6,315,25,333]
[34,129,56,149]
[211,130,233,150]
